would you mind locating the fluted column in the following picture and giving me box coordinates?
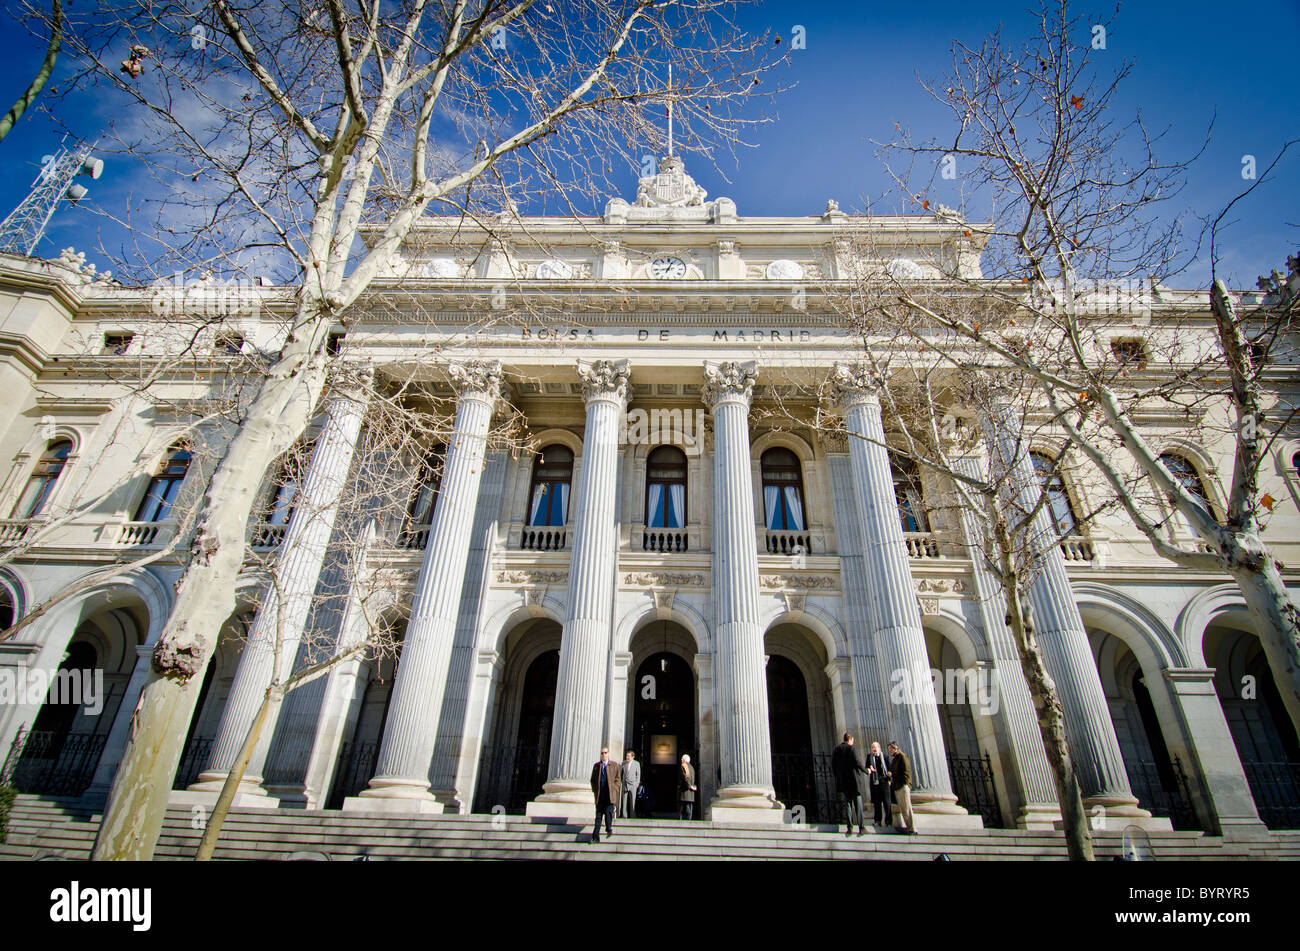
[531,359,628,810]
[832,364,961,813]
[950,448,1061,826]
[704,361,780,818]
[190,379,369,796]
[348,360,502,812]
[982,400,1146,815]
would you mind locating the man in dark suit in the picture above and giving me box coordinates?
[866,740,892,827]
[830,732,869,836]
[888,740,917,834]
[589,747,622,843]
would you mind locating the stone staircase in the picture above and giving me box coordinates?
[4,794,1299,861]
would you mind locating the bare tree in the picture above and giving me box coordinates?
[849,0,1300,738]
[3,0,783,860]
[1,0,62,144]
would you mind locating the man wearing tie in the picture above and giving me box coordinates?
[866,740,892,827]
[589,747,622,843]
[620,749,641,819]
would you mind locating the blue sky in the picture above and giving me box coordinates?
[0,0,1295,289]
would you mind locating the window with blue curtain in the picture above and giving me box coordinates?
[1158,452,1215,533]
[135,446,192,523]
[645,446,687,528]
[12,439,72,519]
[760,448,806,531]
[528,445,573,526]
[264,442,313,528]
[1030,452,1080,537]
[891,456,929,533]
[406,445,446,527]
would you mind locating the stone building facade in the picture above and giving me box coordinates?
[1,159,1297,836]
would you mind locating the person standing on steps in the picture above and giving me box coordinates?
[678,753,697,820]
[867,740,892,828]
[830,732,869,836]
[589,747,622,844]
[887,741,917,834]
[620,749,641,820]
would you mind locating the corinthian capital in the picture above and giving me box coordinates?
[702,361,758,409]
[830,362,880,409]
[447,359,504,404]
[576,358,631,404]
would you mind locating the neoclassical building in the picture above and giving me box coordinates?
[1,158,1297,838]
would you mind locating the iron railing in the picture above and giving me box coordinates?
[1241,761,1300,829]
[173,737,215,790]
[326,740,380,810]
[771,752,839,823]
[472,744,549,815]
[4,729,107,797]
[1123,757,1199,830]
[947,753,1004,828]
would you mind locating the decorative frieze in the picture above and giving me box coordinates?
[759,574,837,590]
[497,569,569,586]
[623,571,707,588]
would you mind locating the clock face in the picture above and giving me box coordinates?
[422,258,459,279]
[766,259,804,282]
[650,256,687,279]
[536,258,573,280]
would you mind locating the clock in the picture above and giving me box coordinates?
[536,258,573,280]
[650,256,687,279]
[766,259,804,281]
[422,258,460,279]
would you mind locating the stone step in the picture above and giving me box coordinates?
[2,796,1291,861]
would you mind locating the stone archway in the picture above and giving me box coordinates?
[626,619,699,818]
[472,617,562,814]
[764,623,837,822]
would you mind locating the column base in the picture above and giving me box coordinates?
[168,789,281,810]
[1017,803,1064,831]
[1053,803,1172,832]
[709,784,784,824]
[1083,794,1152,819]
[343,776,445,814]
[912,791,969,815]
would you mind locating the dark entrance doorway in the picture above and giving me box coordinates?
[767,654,833,822]
[631,651,696,817]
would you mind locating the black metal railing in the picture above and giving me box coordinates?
[1123,757,1199,831]
[1241,761,1300,829]
[771,751,838,824]
[326,740,380,810]
[642,530,688,553]
[472,744,549,815]
[173,737,215,790]
[947,753,1004,828]
[5,729,107,798]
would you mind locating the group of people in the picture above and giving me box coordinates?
[831,734,917,835]
[589,748,696,844]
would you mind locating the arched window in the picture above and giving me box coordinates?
[528,445,573,527]
[1159,452,1214,529]
[1031,452,1080,536]
[891,456,929,533]
[12,440,72,519]
[135,446,191,522]
[761,448,806,531]
[645,446,687,528]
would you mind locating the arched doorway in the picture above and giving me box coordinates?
[326,616,406,808]
[174,611,250,789]
[924,630,1005,827]
[630,651,696,817]
[1091,629,1199,829]
[765,624,836,822]
[474,618,562,814]
[1205,623,1300,828]
[12,603,144,797]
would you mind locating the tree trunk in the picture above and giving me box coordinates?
[0,0,61,144]
[995,516,1094,861]
[195,684,280,861]
[1227,553,1300,735]
[91,306,328,860]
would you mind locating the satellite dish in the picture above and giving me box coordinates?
[83,157,104,179]
[66,183,88,202]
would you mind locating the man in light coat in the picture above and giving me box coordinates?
[620,749,641,819]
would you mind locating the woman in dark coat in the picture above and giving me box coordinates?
[678,754,697,820]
